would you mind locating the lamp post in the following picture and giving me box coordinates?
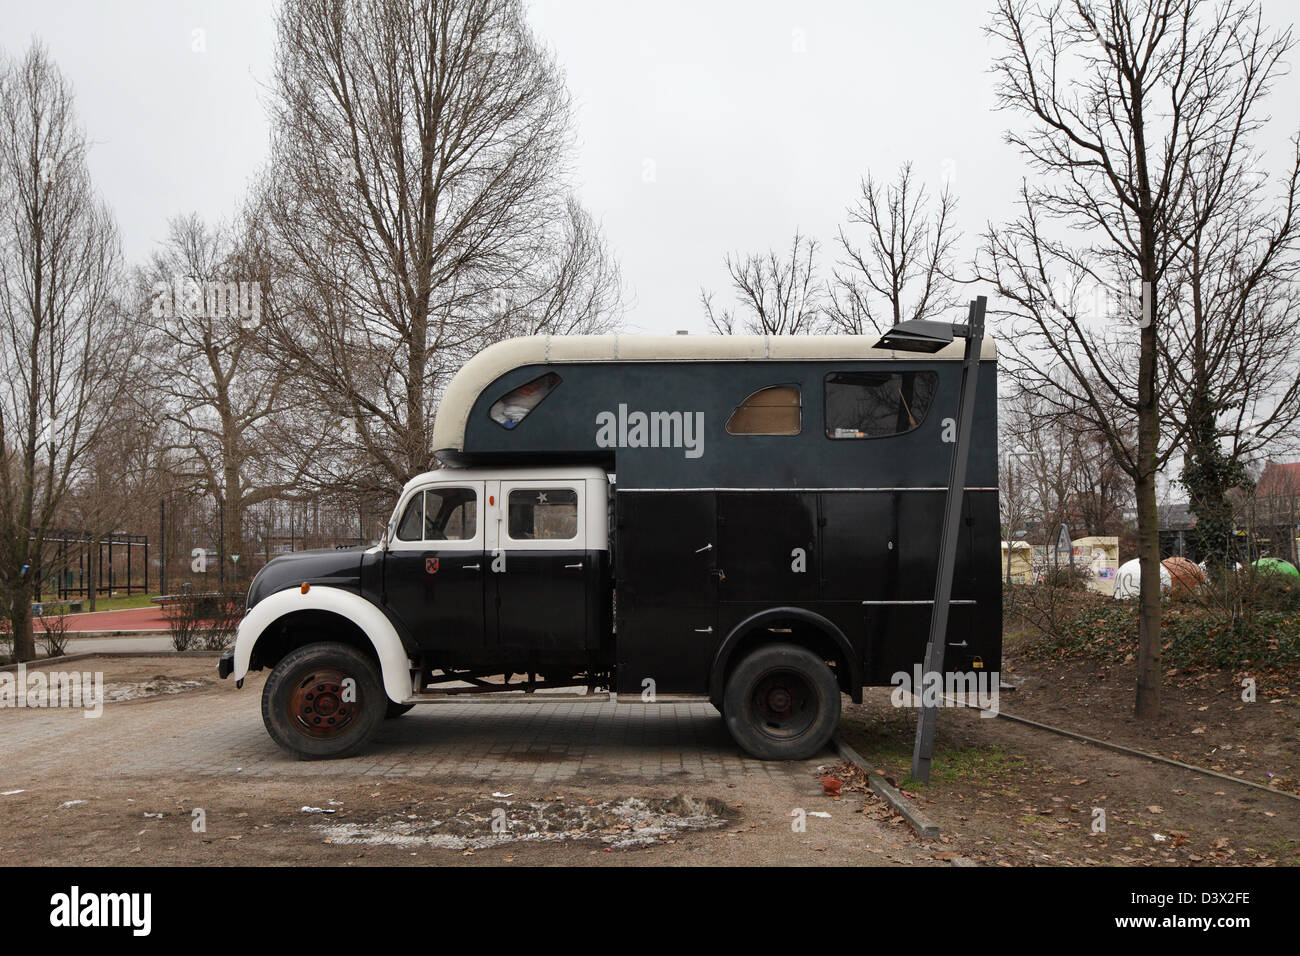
[875,296,987,783]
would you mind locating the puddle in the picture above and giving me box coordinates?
[315,795,733,850]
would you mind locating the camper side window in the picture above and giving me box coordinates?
[824,370,938,439]
[489,372,561,429]
[726,384,801,435]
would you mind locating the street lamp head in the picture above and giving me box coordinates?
[873,318,956,353]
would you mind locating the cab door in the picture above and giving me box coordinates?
[493,479,590,651]
[383,481,485,651]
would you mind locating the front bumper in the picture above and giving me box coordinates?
[218,649,235,679]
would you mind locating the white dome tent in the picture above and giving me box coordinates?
[1112,558,1171,599]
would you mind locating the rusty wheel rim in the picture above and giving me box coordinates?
[287,666,360,739]
[751,670,815,740]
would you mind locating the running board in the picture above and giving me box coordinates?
[401,691,714,706]
[404,691,611,705]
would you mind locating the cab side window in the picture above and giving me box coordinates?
[395,488,477,541]
[396,494,425,541]
[425,489,477,540]
[507,489,578,540]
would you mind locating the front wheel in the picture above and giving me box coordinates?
[722,643,841,760]
[261,642,386,759]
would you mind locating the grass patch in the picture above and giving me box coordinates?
[69,593,158,612]
[839,708,1028,791]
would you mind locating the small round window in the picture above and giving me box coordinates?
[489,372,561,429]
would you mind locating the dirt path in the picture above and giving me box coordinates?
[840,689,1300,867]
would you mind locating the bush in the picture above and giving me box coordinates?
[1017,599,1300,672]
[1004,582,1110,643]
[164,591,242,652]
[38,607,71,658]
[1041,565,1093,590]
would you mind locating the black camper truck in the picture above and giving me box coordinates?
[220,332,1001,761]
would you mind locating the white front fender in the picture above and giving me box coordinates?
[233,586,416,704]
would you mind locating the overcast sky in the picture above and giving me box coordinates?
[2,0,1297,337]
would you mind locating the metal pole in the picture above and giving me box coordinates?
[160,498,166,596]
[911,296,986,784]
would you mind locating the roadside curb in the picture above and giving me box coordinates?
[0,650,222,673]
[59,630,171,638]
[833,734,942,842]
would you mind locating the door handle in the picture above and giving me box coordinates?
[694,626,713,633]
[564,562,583,569]
[463,564,481,571]
[694,543,712,553]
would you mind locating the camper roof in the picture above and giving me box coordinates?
[431,332,998,456]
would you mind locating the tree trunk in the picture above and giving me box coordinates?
[1134,284,1161,719]
[12,576,35,661]
[1133,468,1162,718]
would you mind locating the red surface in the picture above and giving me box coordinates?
[34,606,172,632]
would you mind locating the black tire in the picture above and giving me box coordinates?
[722,643,841,760]
[261,642,386,759]
[385,701,415,719]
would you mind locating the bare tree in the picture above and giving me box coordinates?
[141,214,330,586]
[701,231,828,335]
[979,0,1291,718]
[1163,138,1300,567]
[258,0,619,487]
[0,42,132,660]
[829,163,962,334]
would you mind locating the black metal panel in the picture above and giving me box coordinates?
[615,492,717,607]
[458,360,999,490]
[383,548,485,651]
[493,549,594,652]
[716,492,819,603]
[820,492,897,600]
[614,491,718,695]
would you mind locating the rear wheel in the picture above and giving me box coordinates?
[261,642,385,759]
[723,643,840,760]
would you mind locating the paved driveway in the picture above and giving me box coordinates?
[2,669,810,785]
[0,657,934,865]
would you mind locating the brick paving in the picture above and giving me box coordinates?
[0,674,819,787]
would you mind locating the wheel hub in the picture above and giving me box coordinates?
[751,670,816,739]
[288,667,360,738]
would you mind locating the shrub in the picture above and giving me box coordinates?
[38,607,72,658]
[166,591,242,652]
[1016,599,1300,672]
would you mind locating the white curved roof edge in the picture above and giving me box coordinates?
[431,332,999,454]
[401,463,609,495]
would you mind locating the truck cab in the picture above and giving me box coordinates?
[380,466,610,659]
